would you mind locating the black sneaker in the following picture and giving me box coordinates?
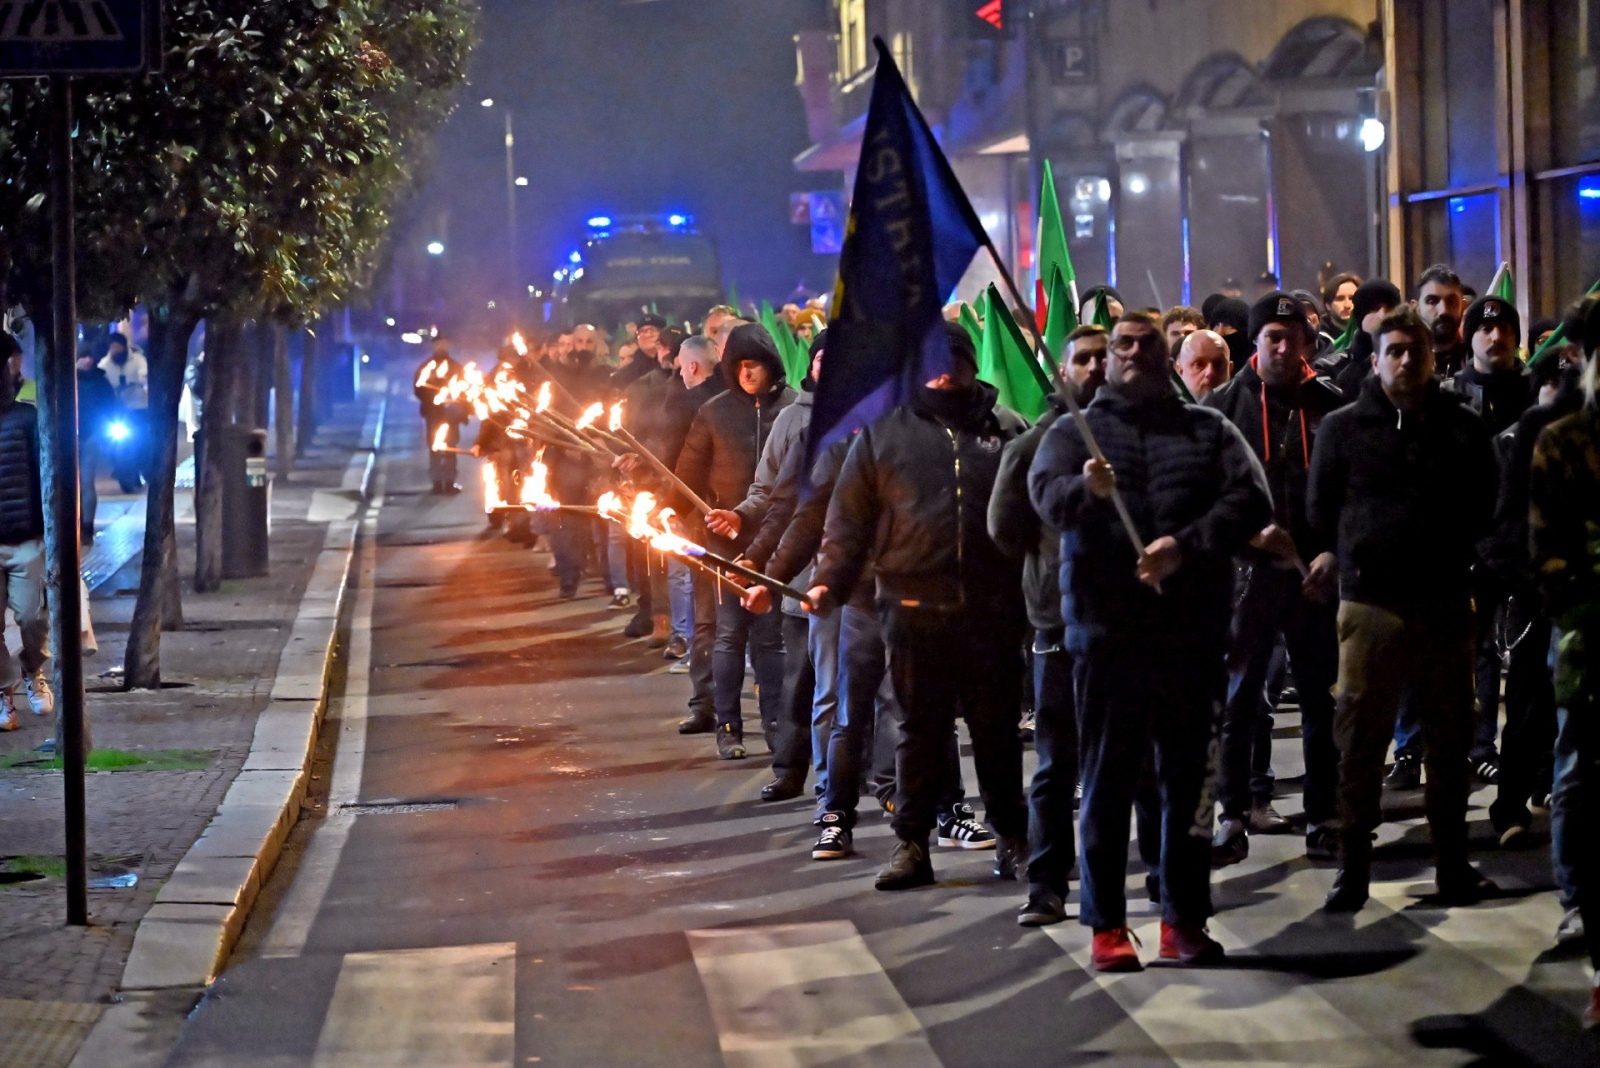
[936,803,996,849]
[716,725,746,760]
[677,713,714,735]
[607,589,633,611]
[1472,755,1500,785]
[1017,889,1066,927]
[1018,713,1035,744]
[1385,754,1422,791]
[622,610,653,639]
[663,635,688,660]
[1324,866,1370,913]
[759,776,804,802]
[875,839,934,891]
[1305,826,1339,862]
[1435,861,1497,905]
[812,815,853,859]
[1211,818,1249,868]
[993,834,1026,880]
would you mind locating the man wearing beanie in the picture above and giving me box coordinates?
[811,321,1030,893]
[1448,295,1535,434]
[1308,305,1500,912]
[1206,297,1252,373]
[1321,279,1404,399]
[1029,311,1270,970]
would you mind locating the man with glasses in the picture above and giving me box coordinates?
[1029,312,1270,971]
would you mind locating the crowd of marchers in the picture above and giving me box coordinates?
[417,270,1599,1029]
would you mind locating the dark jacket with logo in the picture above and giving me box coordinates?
[1307,375,1498,610]
[0,400,44,545]
[989,395,1067,630]
[673,327,796,552]
[816,381,1025,615]
[1205,360,1344,561]
[1444,362,1535,436]
[1029,386,1271,651]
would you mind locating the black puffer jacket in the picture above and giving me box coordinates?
[673,325,795,551]
[989,395,1067,630]
[1444,362,1535,436]
[1307,375,1497,610]
[0,401,43,545]
[815,381,1025,614]
[1029,386,1271,650]
[1205,361,1344,561]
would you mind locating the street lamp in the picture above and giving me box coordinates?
[426,240,445,256]
[479,97,520,319]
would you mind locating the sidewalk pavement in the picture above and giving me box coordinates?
[0,385,384,1068]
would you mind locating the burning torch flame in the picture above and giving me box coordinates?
[414,359,439,389]
[609,402,624,433]
[482,463,504,513]
[596,492,623,519]
[575,403,604,431]
[522,451,560,510]
[536,381,553,413]
[627,492,658,540]
[646,508,701,556]
[512,332,528,357]
[431,424,449,452]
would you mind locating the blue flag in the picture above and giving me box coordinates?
[806,38,990,478]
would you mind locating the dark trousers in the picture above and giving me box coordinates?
[550,514,592,590]
[685,569,718,720]
[1075,630,1221,930]
[625,540,655,616]
[773,613,815,780]
[1335,600,1475,865]
[1470,575,1508,760]
[424,417,458,485]
[79,436,100,534]
[883,603,1025,844]
[1551,621,1600,972]
[1490,607,1556,830]
[1026,627,1078,897]
[713,594,785,737]
[1220,565,1340,827]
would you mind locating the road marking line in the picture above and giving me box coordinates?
[687,921,942,1067]
[260,470,384,959]
[311,942,516,1067]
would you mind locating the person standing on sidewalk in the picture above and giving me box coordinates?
[414,337,466,496]
[76,348,118,544]
[1206,293,1344,868]
[99,332,148,493]
[1308,306,1500,913]
[1029,311,1270,971]
[0,331,50,730]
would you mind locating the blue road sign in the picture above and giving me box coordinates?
[0,0,158,75]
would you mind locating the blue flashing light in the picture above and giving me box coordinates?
[568,250,583,264]
[587,215,612,229]
[106,419,131,443]
[1580,177,1600,202]
[668,213,688,227]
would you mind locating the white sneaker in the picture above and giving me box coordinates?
[25,672,53,716]
[0,692,17,731]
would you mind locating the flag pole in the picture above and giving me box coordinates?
[979,239,1149,560]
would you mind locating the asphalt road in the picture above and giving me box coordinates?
[160,396,1599,1067]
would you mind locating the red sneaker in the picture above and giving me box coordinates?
[1091,927,1143,972]
[1159,921,1226,965]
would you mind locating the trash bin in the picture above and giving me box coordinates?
[215,425,270,579]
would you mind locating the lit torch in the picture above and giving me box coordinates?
[607,400,713,515]
[482,462,504,513]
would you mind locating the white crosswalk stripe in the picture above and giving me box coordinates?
[312,942,516,1068]
[688,921,943,1068]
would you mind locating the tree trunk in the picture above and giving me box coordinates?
[272,322,293,478]
[193,314,241,593]
[295,328,317,457]
[124,304,198,690]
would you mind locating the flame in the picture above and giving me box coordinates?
[627,492,658,540]
[575,403,604,431]
[512,331,528,357]
[596,491,623,519]
[522,450,560,510]
[481,462,503,513]
[414,359,439,389]
[608,402,624,433]
[536,381,553,413]
[646,508,701,556]
[431,424,449,452]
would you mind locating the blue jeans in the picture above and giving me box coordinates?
[668,559,693,640]
[713,595,785,736]
[1551,629,1584,908]
[807,611,841,790]
[1026,627,1077,897]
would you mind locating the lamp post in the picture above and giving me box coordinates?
[481,98,520,319]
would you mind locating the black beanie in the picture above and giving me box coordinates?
[942,319,977,370]
[1207,297,1250,335]
[1462,295,1521,346]
[808,328,827,358]
[1248,290,1313,343]
[1351,279,1403,326]
[1200,293,1225,321]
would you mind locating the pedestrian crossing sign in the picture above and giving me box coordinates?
[0,0,159,75]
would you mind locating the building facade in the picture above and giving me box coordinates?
[797,0,1595,319]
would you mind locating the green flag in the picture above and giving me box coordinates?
[727,282,740,316]
[1329,314,1359,353]
[1487,261,1515,302]
[1036,160,1074,293]
[758,300,810,388]
[1040,265,1077,374]
[1531,275,1600,367]
[1091,290,1113,330]
[978,284,1052,421]
[958,302,984,350]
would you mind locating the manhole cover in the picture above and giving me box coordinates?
[339,800,458,815]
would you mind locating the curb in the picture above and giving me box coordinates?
[102,396,385,996]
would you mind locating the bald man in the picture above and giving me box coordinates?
[1176,329,1232,402]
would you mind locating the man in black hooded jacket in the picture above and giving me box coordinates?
[811,321,1028,892]
[674,324,796,758]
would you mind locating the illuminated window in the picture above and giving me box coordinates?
[838,0,867,80]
